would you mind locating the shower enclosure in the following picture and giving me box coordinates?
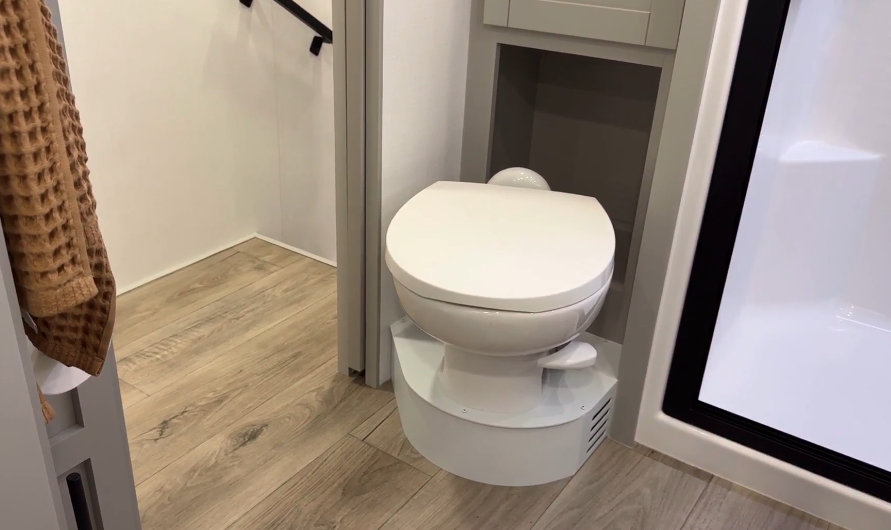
[663,0,891,503]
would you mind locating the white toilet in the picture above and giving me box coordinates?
[386,174,620,486]
[387,177,616,413]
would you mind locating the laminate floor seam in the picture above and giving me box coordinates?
[374,482,432,530]
[631,447,712,530]
[115,273,276,361]
[375,491,425,530]
[130,429,199,487]
[353,399,397,441]
[127,350,330,487]
[123,257,309,353]
[218,434,342,530]
[347,431,438,500]
[528,468,575,529]
[114,249,284,351]
[123,267,335,397]
[218,470,297,530]
[371,441,435,530]
[234,248,290,269]
[119,377,152,397]
[120,301,276,398]
[676,475,712,530]
[128,356,339,488]
[127,300,339,486]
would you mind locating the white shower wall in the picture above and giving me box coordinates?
[809,1,891,317]
[699,0,891,471]
[377,0,472,382]
[58,0,336,291]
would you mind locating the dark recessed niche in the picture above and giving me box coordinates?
[489,44,662,343]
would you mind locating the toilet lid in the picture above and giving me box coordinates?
[386,181,615,313]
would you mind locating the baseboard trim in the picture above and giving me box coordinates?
[116,234,256,295]
[253,234,337,268]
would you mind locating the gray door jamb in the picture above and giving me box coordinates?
[335,0,370,377]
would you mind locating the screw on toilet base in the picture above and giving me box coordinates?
[581,405,586,410]
[462,409,467,413]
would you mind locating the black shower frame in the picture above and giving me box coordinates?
[661,0,891,503]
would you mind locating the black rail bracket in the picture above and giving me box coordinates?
[238,0,332,56]
[309,35,325,56]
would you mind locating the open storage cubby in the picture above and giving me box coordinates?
[487,44,663,344]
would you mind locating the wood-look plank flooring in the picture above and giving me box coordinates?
[365,408,440,477]
[680,478,830,530]
[119,379,149,409]
[116,238,847,530]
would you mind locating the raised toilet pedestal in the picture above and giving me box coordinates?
[439,345,548,414]
[392,318,618,487]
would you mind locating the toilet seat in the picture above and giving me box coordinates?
[386,181,616,313]
[393,277,609,356]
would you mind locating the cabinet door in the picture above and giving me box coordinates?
[483,0,686,49]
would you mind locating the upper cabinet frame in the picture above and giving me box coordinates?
[483,0,686,49]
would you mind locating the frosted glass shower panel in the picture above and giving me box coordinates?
[698,0,891,472]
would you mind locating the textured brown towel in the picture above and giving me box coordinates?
[0,0,115,378]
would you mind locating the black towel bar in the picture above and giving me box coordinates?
[66,473,94,530]
[239,0,333,55]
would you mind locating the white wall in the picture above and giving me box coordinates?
[58,0,336,291]
[378,1,472,381]
[274,0,337,264]
[809,0,891,317]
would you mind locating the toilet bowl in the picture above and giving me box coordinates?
[393,276,610,412]
[386,179,616,414]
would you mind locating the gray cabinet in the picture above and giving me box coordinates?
[483,0,686,49]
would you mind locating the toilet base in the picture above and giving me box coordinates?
[440,344,547,414]
[391,318,619,486]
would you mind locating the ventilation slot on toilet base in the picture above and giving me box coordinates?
[587,398,612,454]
